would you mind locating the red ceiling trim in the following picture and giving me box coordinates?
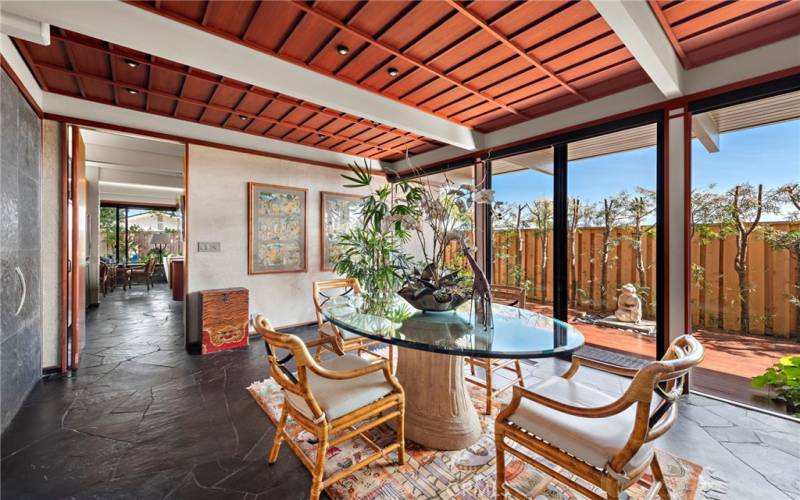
[647,0,690,69]
[44,111,386,176]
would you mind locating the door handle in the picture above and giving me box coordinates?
[14,266,26,316]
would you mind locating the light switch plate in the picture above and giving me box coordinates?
[197,241,221,252]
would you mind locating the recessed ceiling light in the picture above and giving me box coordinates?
[124,59,139,68]
[387,67,399,77]
[336,44,349,56]
[318,134,327,140]
[126,88,138,95]
[239,115,248,121]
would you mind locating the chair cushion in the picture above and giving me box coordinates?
[319,321,361,340]
[285,354,394,422]
[507,376,655,473]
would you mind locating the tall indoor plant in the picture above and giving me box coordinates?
[332,160,422,312]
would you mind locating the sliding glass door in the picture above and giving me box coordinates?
[490,148,554,313]
[487,114,664,359]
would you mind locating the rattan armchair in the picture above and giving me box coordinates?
[312,278,394,369]
[465,284,527,414]
[495,334,704,500]
[254,315,405,500]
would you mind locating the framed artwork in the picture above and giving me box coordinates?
[248,182,308,274]
[320,191,363,271]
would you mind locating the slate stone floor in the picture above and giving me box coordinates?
[2,285,798,499]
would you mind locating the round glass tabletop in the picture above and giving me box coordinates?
[321,294,585,359]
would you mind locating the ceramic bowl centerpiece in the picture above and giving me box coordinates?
[333,160,493,313]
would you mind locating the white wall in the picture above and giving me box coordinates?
[40,119,61,369]
[186,145,378,334]
[86,165,100,306]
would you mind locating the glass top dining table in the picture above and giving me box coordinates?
[321,295,585,359]
[321,294,585,450]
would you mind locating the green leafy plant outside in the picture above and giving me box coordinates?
[751,356,800,415]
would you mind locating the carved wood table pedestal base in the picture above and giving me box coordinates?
[395,347,481,450]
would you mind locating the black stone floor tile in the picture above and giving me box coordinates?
[2,284,797,499]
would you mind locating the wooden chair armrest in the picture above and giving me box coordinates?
[506,384,632,419]
[563,355,640,379]
[309,358,390,381]
[303,335,344,356]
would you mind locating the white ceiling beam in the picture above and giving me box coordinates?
[691,113,720,153]
[0,35,43,107]
[590,0,684,98]
[1,1,478,150]
[96,167,183,189]
[0,11,49,45]
[43,92,371,167]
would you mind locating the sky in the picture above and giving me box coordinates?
[492,119,799,220]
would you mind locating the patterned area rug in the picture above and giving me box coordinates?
[248,375,721,499]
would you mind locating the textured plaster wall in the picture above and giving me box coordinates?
[185,145,377,344]
[41,120,63,368]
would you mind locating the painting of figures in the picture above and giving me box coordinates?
[248,182,307,274]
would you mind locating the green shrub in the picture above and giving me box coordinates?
[751,356,800,415]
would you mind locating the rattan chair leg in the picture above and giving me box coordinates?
[650,454,671,500]
[495,429,506,499]
[397,399,405,465]
[269,404,289,464]
[310,427,329,500]
[514,360,525,388]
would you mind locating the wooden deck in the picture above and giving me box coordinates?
[525,303,800,415]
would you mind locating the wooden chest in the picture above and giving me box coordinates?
[200,287,249,354]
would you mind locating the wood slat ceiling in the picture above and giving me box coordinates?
[648,0,800,69]
[14,28,442,161]
[131,0,652,132]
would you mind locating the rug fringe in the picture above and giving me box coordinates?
[697,467,728,500]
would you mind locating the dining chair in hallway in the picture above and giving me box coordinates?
[312,278,394,369]
[465,284,527,414]
[254,315,405,500]
[495,334,705,500]
[128,258,156,291]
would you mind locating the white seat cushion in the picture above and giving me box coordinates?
[507,376,655,473]
[285,354,393,422]
[319,321,361,340]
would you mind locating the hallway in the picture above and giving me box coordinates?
[1,286,798,499]
[1,285,315,499]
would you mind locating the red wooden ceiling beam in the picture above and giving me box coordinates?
[444,0,588,103]
[35,60,414,157]
[58,29,87,98]
[647,0,691,69]
[291,0,526,118]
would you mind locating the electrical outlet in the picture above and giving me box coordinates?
[197,241,221,252]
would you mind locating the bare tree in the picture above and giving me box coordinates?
[622,189,656,303]
[596,193,628,311]
[529,198,553,301]
[567,198,594,308]
[725,183,778,334]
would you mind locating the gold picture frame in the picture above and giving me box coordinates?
[320,191,363,271]
[248,182,308,274]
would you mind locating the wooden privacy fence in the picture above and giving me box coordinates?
[446,222,799,338]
